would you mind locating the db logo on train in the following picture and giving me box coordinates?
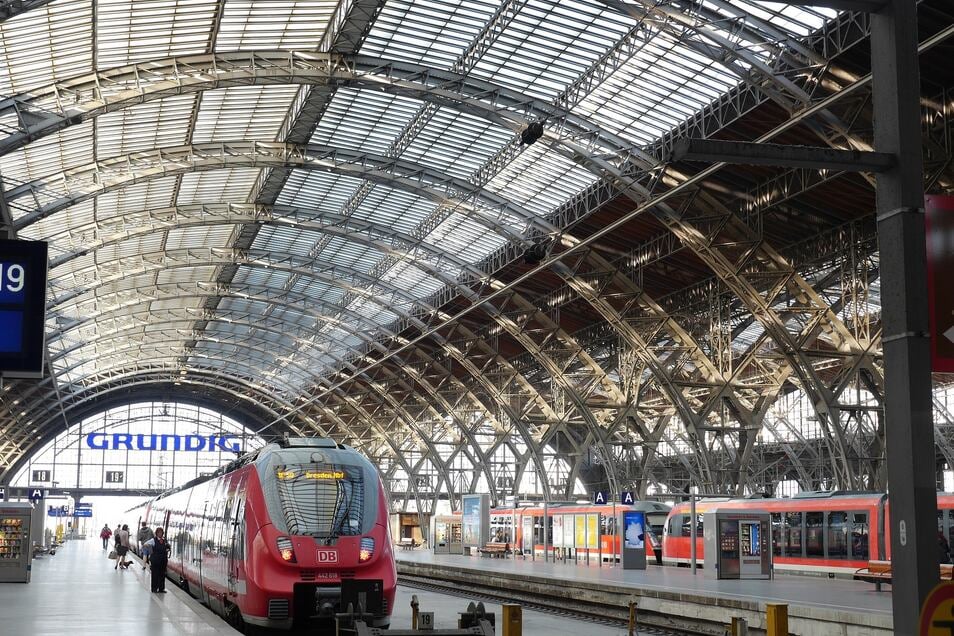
[920,582,954,634]
[315,549,339,564]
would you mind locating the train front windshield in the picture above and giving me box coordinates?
[274,464,366,538]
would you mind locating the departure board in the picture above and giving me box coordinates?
[0,239,48,377]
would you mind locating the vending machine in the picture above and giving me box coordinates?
[0,502,33,583]
[703,508,771,580]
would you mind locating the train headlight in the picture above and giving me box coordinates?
[277,536,297,563]
[359,537,374,563]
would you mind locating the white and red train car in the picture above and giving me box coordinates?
[138,437,396,632]
[662,491,954,575]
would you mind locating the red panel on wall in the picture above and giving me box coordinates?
[926,195,954,373]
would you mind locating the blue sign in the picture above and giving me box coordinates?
[48,505,69,517]
[0,240,49,378]
[28,488,45,503]
[621,491,635,505]
[623,511,646,550]
[85,432,242,453]
[74,509,92,518]
[593,491,609,505]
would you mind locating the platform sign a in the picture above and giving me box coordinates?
[919,581,954,634]
[621,491,635,505]
[927,196,954,372]
[593,491,608,505]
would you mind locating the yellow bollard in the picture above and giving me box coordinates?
[411,594,419,629]
[628,601,637,635]
[502,603,522,636]
[766,603,788,636]
[728,617,748,635]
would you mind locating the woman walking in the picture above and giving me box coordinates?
[115,524,132,569]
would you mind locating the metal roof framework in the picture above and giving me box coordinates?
[0,0,951,508]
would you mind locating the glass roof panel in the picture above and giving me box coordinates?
[177,168,261,204]
[309,88,422,155]
[398,108,513,180]
[191,86,300,143]
[96,0,220,68]
[361,0,500,68]
[276,170,366,210]
[0,0,92,94]
[214,0,337,51]
[95,96,199,157]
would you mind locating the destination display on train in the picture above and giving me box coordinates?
[0,239,48,378]
[276,467,348,480]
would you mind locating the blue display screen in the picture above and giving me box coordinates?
[0,240,48,376]
[0,262,27,304]
[0,311,24,352]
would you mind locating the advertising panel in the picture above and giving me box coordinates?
[563,514,574,548]
[462,494,482,547]
[575,514,586,548]
[552,514,563,548]
[624,511,646,550]
[587,513,599,549]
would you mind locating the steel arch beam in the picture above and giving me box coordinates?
[0,0,55,23]
[7,142,549,238]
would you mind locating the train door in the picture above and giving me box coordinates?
[196,500,210,601]
[227,478,247,598]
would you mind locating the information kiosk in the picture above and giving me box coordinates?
[703,508,771,580]
[0,502,33,582]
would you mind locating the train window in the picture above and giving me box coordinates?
[827,511,848,559]
[274,463,366,537]
[805,512,824,558]
[851,512,869,560]
[771,513,782,556]
[784,512,802,558]
[680,514,703,537]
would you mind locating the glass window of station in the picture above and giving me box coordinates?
[9,401,266,490]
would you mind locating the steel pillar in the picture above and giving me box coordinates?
[871,0,937,631]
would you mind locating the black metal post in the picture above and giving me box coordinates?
[872,1,938,632]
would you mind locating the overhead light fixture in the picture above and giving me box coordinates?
[520,121,544,146]
[523,240,549,265]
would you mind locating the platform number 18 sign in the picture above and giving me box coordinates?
[418,612,434,630]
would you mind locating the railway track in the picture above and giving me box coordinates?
[399,573,694,635]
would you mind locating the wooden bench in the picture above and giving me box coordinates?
[854,560,954,591]
[479,542,509,558]
[854,560,893,591]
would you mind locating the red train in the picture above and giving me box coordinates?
[662,491,954,575]
[137,437,396,632]
[487,501,671,561]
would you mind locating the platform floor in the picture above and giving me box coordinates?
[0,538,628,635]
[396,550,893,617]
[0,538,238,635]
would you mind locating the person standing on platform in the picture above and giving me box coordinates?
[149,527,171,593]
[100,524,112,550]
[115,524,132,569]
[137,522,154,568]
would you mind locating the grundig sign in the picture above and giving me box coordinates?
[85,433,242,452]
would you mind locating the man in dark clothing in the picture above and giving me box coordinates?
[148,527,171,593]
[940,530,951,564]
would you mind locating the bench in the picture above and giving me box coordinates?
[854,560,954,591]
[479,542,510,558]
[398,538,420,551]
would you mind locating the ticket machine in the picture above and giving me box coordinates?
[703,508,771,580]
[0,502,33,583]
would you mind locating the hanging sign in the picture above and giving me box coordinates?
[0,239,48,378]
[621,491,635,505]
[593,491,608,505]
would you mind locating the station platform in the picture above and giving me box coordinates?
[0,538,238,636]
[396,550,894,635]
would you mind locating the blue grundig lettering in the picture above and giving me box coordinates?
[85,433,242,453]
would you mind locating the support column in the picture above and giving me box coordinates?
[872,1,938,632]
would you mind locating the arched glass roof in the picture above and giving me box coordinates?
[0,0,840,399]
